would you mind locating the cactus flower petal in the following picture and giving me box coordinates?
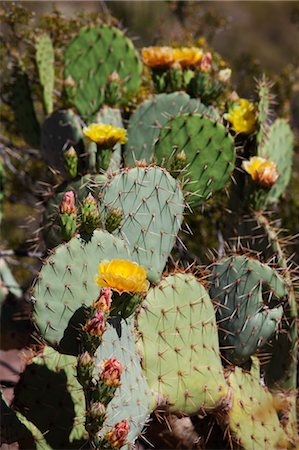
[95,259,149,293]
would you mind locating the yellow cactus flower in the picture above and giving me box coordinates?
[141,46,174,70]
[173,47,203,68]
[226,99,256,134]
[83,123,127,147]
[242,156,279,189]
[95,259,149,293]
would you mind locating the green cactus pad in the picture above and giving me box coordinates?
[33,230,131,354]
[36,34,55,115]
[42,174,106,248]
[124,92,218,166]
[41,109,84,175]
[99,166,185,283]
[93,317,154,448]
[226,357,287,450]
[13,346,87,448]
[154,113,235,206]
[256,76,274,146]
[136,273,228,414]
[209,255,288,365]
[94,106,123,172]
[258,119,294,203]
[64,26,142,119]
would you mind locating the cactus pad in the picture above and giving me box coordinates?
[209,255,288,365]
[258,119,294,203]
[13,346,87,448]
[64,26,142,119]
[226,357,287,450]
[33,230,131,354]
[36,34,55,115]
[154,113,235,206]
[137,273,228,414]
[41,109,84,175]
[100,166,185,283]
[124,92,218,166]
[93,317,154,448]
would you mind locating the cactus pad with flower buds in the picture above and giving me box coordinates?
[99,166,185,282]
[209,255,288,365]
[64,26,142,119]
[137,273,228,414]
[155,112,235,206]
[33,230,131,354]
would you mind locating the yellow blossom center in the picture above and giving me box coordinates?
[226,99,256,134]
[95,259,150,293]
[83,123,127,147]
[172,47,203,68]
[141,47,174,70]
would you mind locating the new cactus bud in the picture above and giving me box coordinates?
[63,146,78,178]
[105,71,123,106]
[105,420,130,448]
[94,287,112,313]
[200,52,212,72]
[105,207,123,233]
[169,149,187,178]
[100,358,123,388]
[80,193,101,234]
[77,351,94,386]
[84,310,106,337]
[59,191,77,241]
[89,401,106,420]
[86,402,107,436]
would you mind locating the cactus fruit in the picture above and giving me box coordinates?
[64,26,142,119]
[99,166,185,283]
[41,109,84,176]
[154,113,235,206]
[136,273,229,414]
[13,346,87,448]
[124,92,218,166]
[92,317,154,448]
[258,119,294,203]
[35,34,55,115]
[226,357,288,450]
[32,230,131,354]
[209,255,289,365]
[10,65,40,148]
[42,174,106,248]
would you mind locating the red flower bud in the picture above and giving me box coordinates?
[59,191,76,215]
[106,420,130,448]
[100,357,123,387]
[84,310,106,336]
[200,52,212,72]
[95,287,112,312]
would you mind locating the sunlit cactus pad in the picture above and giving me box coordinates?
[136,273,229,414]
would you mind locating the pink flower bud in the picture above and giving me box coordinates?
[78,351,93,367]
[200,52,212,72]
[59,191,76,215]
[84,310,106,336]
[100,357,123,387]
[106,420,130,448]
[95,287,112,312]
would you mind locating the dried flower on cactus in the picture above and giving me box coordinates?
[141,46,174,70]
[83,123,127,147]
[226,99,256,134]
[95,287,112,312]
[59,191,76,215]
[242,156,279,189]
[84,310,106,336]
[218,68,232,83]
[100,357,123,387]
[105,420,130,448]
[95,259,149,293]
[173,47,203,68]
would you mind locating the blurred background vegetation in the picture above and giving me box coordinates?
[1,0,299,289]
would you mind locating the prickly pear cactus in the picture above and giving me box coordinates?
[209,255,288,365]
[32,230,131,354]
[124,92,218,166]
[35,34,55,115]
[13,346,87,448]
[64,26,142,119]
[226,357,288,450]
[99,166,185,283]
[137,273,229,414]
[154,113,235,206]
